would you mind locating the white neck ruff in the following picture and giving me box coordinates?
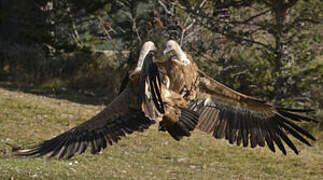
[174,46,190,65]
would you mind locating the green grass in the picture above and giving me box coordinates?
[1,88,323,180]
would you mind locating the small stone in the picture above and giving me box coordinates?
[177,158,186,162]
[31,174,37,178]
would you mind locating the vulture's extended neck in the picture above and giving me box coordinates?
[173,45,190,65]
[130,45,152,78]
[136,47,151,70]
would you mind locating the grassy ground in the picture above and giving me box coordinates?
[0,87,322,180]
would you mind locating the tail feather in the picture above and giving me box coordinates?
[161,107,199,141]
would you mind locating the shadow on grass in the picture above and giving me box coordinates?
[0,45,130,106]
[0,80,116,106]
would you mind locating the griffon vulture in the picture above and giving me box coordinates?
[15,40,318,159]
[161,40,318,155]
[16,41,165,159]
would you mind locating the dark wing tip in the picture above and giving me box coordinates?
[14,146,39,157]
[14,131,83,159]
[15,111,155,159]
[277,109,318,123]
[278,108,315,113]
[195,99,317,155]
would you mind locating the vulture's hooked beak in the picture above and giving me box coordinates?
[163,47,172,55]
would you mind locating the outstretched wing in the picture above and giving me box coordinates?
[190,70,317,155]
[16,52,162,159]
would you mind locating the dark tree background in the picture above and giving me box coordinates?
[0,0,322,127]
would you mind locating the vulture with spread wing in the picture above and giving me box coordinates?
[160,40,318,155]
[16,41,164,159]
[16,40,317,159]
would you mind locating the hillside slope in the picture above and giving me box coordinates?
[0,88,322,180]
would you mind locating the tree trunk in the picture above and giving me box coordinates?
[1,0,22,43]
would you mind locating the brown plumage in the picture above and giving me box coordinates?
[16,41,164,159]
[163,40,318,155]
[15,40,318,159]
[151,58,199,141]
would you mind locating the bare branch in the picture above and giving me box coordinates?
[120,10,133,20]
[97,17,122,53]
[133,20,142,42]
[183,26,203,44]
[158,0,174,15]
[231,10,271,24]
[66,3,83,47]
[178,0,208,46]
[119,9,141,42]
